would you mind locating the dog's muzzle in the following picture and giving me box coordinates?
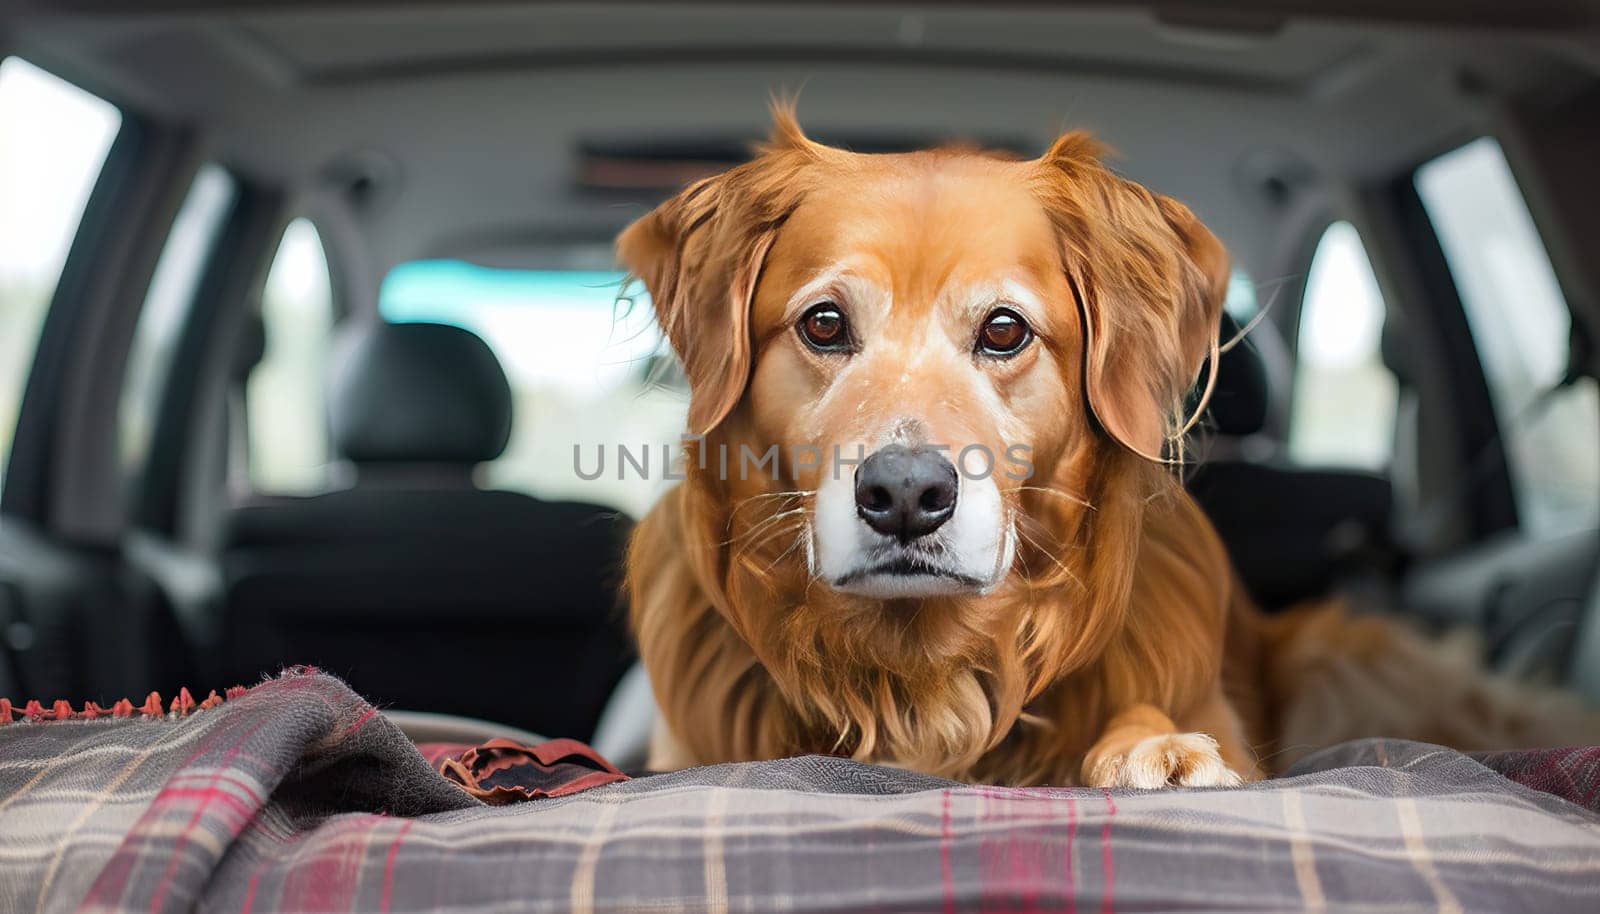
[853,444,958,543]
[811,441,1012,599]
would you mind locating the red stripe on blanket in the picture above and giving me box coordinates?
[1064,796,1078,914]
[279,815,384,910]
[345,706,379,737]
[974,785,1051,914]
[380,819,415,912]
[239,870,261,914]
[81,699,276,912]
[941,789,956,914]
[1099,790,1116,914]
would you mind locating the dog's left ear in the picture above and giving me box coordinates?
[1035,133,1229,460]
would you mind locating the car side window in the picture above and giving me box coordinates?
[119,164,237,478]
[0,58,121,496]
[1415,137,1599,536]
[244,218,335,495]
[1288,221,1399,470]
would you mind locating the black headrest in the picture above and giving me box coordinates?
[1192,313,1270,437]
[329,321,512,465]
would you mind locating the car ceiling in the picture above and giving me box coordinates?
[3,1,1598,294]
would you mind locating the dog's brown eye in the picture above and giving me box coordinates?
[798,303,851,353]
[978,308,1031,357]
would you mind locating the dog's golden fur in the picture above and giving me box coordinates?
[620,108,1597,786]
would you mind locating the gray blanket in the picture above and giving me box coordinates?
[2,669,1598,912]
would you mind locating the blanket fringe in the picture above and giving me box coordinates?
[0,685,249,725]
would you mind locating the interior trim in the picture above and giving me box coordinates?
[28,1,1600,32]
[133,183,286,543]
[51,133,202,543]
[279,43,1319,95]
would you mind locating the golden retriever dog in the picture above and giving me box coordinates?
[619,108,1596,787]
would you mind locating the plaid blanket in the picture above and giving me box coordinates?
[3,670,1599,913]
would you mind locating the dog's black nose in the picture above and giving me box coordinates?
[855,444,959,541]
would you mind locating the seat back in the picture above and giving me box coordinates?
[219,322,633,739]
[1186,315,1395,609]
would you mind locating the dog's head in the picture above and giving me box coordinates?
[620,109,1227,767]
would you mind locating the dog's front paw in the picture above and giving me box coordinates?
[1084,732,1243,789]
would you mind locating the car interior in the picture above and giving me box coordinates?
[1,1,1598,768]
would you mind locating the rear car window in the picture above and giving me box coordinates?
[0,57,121,495]
[380,261,686,517]
[246,218,335,495]
[1223,268,1259,323]
[1416,138,1600,536]
[1288,221,1397,471]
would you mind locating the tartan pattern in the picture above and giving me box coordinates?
[1,671,1598,913]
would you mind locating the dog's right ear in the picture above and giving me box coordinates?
[619,105,817,436]
[618,177,755,436]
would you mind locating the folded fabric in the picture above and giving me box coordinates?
[437,736,628,802]
[3,669,1599,913]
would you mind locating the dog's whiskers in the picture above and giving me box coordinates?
[729,489,812,521]
[1011,516,1082,591]
[728,507,811,553]
[733,489,811,507]
[1012,507,1067,551]
[1015,485,1095,511]
[759,527,810,574]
